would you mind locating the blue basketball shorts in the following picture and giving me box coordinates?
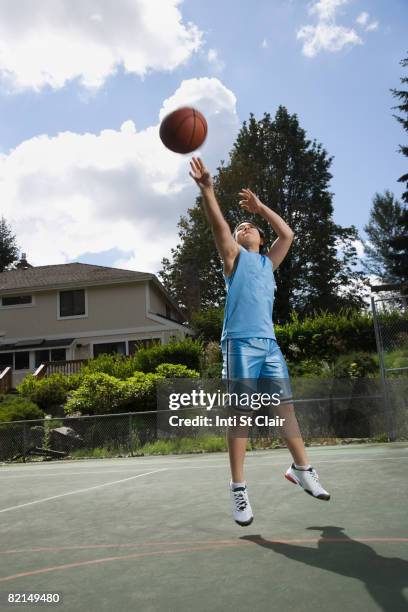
[220,337,293,411]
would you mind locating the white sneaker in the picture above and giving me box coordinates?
[230,483,254,526]
[285,464,330,501]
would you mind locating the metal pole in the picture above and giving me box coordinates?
[128,413,133,457]
[371,296,396,441]
[22,422,26,463]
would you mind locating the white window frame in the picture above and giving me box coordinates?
[0,295,35,310]
[57,289,88,320]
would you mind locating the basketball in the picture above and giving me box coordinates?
[159,107,207,154]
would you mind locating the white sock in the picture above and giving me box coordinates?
[294,463,311,470]
[231,481,246,489]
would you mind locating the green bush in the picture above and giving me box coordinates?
[276,309,378,362]
[132,338,204,373]
[65,371,165,415]
[81,353,139,380]
[333,352,379,378]
[288,359,333,378]
[65,372,128,415]
[155,363,200,378]
[190,308,224,342]
[191,307,382,362]
[0,394,44,422]
[17,373,82,413]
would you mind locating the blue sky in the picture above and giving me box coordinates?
[0,0,406,274]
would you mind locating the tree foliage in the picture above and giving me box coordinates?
[0,217,19,272]
[363,191,407,283]
[391,54,408,203]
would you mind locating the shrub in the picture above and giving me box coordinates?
[65,373,127,415]
[17,373,81,413]
[81,353,139,380]
[333,352,379,378]
[132,338,203,373]
[190,308,224,342]
[276,309,378,362]
[65,371,165,415]
[288,359,333,378]
[0,395,44,422]
[155,363,200,378]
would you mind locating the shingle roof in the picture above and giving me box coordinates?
[0,263,151,292]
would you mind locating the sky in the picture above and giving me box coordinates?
[0,0,406,276]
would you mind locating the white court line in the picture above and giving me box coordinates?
[0,468,167,514]
[0,455,407,480]
[0,448,405,473]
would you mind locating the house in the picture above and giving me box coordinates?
[0,255,193,388]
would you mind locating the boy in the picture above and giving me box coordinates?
[189,157,330,527]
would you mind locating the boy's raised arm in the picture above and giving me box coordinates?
[189,157,239,263]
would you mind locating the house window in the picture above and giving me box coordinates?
[129,339,161,354]
[35,350,50,368]
[2,295,32,306]
[34,348,66,367]
[93,342,126,358]
[51,348,66,362]
[0,353,13,369]
[15,352,30,370]
[59,290,85,317]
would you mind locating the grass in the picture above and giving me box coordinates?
[65,433,400,460]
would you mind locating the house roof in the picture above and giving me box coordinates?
[0,262,188,323]
[0,262,150,292]
[0,338,75,351]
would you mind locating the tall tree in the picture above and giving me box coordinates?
[362,191,406,283]
[391,54,408,203]
[388,207,408,282]
[0,217,19,272]
[159,107,365,321]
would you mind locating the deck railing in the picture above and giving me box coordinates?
[34,359,88,378]
[0,367,12,393]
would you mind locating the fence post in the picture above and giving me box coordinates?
[22,422,27,463]
[371,296,396,441]
[128,413,133,457]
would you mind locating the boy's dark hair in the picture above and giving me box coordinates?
[233,220,269,255]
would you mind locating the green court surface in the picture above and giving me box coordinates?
[0,443,407,612]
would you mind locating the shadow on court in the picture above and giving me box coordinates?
[242,526,408,612]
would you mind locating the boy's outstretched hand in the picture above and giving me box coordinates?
[239,188,263,214]
[189,157,213,191]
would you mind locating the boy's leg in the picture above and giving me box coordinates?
[260,341,330,500]
[222,339,265,482]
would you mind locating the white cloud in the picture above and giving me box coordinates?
[207,48,225,72]
[0,78,240,274]
[297,0,363,57]
[0,0,203,92]
[356,11,379,32]
[365,20,379,32]
[261,38,268,49]
[356,11,369,26]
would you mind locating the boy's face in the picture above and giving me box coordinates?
[235,222,264,251]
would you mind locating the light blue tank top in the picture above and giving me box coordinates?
[220,245,276,341]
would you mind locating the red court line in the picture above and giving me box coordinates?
[0,537,407,582]
[1,537,407,555]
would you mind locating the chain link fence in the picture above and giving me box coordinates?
[371,291,408,378]
[371,290,408,440]
[1,376,407,463]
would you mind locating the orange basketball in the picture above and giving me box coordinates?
[159,107,207,154]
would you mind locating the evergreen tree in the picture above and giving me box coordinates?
[391,54,408,203]
[159,107,365,321]
[362,191,406,283]
[388,208,408,282]
[0,217,19,272]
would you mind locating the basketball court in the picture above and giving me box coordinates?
[1,442,407,611]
